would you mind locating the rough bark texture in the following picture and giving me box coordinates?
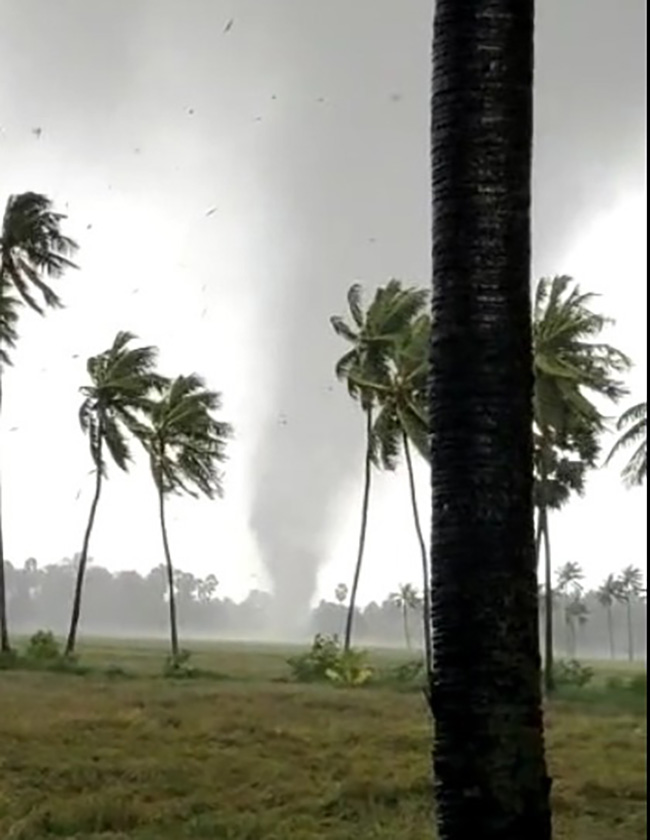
[65,461,103,656]
[429,2,552,837]
[403,431,433,673]
[158,484,179,660]
[343,406,373,652]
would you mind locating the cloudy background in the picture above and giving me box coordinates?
[0,0,646,625]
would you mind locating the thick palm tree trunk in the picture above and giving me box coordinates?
[0,372,10,653]
[157,483,179,660]
[343,405,373,652]
[402,432,433,674]
[429,1,552,836]
[65,463,103,656]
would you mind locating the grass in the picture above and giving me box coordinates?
[0,639,646,839]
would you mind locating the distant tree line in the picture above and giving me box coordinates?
[4,557,646,660]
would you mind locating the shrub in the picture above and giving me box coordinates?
[325,648,373,686]
[553,658,594,688]
[163,649,196,679]
[386,659,426,686]
[24,630,62,661]
[287,634,342,682]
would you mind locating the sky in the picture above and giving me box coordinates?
[0,0,646,620]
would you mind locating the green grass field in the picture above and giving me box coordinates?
[0,639,646,839]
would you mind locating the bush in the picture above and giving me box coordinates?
[553,658,594,688]
[287,634,373,686]
[386,659,426,687]
[163,649,196,679]
[24,630,62,661]
[626,673,647,697]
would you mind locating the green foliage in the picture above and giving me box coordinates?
[163,648,196,679]
[287,633,342,682]
[24,629,61,661]
[325,648,374,686]
[385,659,426,687]
[606,400,647,487]
[553,658,595,688]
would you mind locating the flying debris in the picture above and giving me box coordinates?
[201,308,207,318]
[187,108,195,115]
[132,288,140,295]
[9,426,18,432]
[32,127,42,139]
[279,414,288,426]
[316,97,325,103]
[389,93,403,103]
[271,95,277,100]
[75,488,82,501]
[205,207,217,217]
[71,354,79,359]
[368,237,376,243]
[223,18,234,33]
[134,147,141,154]
[86,224,92,230]
[253,116,262,122]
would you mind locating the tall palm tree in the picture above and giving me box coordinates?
[65,331,167,656]
[533,275,629,691]
[351,313,434,673]
[389,583,421,651]
[143,374,232,661]
[616,565,644,662]
[563,594,589,658]
[0,192,78,653]
[429,1,551,835]
[331,280,427,652]
[597,574,621,659]
[606,401,647,487]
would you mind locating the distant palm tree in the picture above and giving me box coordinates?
[597,574,622,659]
[389,583,421,651]
[616,565,644,662]
[555,561,584,597]
[65,331,167,656]
[429,0,551,833]
[0,192,78,653]
[606,401,647,487]
[331,280,427,652]
[563,594,589,658]
[143,374,232,661]
[351,313,433,673]
[334,583,348,605]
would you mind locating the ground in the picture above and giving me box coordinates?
[0,639,646,839]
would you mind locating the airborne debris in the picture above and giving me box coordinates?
[32,127,42,139]
[205,207,217,217]
[223,18,234,33]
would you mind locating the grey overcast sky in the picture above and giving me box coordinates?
[0,0,646,612]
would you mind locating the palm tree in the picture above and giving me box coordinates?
[0,192,78,653]
[616,565,644,662]
[389,583,421,651]
[143,374,232,661]
[351,313,434,673]
[334,583,348,605]
[563,594,589,658]
[606,401,647,487]
[533,275,630,691]
[65,331,167,656]
[597,574,622,659]
[429,1,551,834]
[331,280,427,652]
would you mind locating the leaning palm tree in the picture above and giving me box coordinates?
[351,313,433,673]
[616,565,644,662]
[606,401,647,487]
[65,331,167,656]
[143,374,232,661]
[429,1,551,834]
[389,583,421,651]
[0,192,78,653]
[597,574,622,659]
[331,280,427,652]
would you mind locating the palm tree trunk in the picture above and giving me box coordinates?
[402,431,433,674]
[429,0,551,834]
[607,605,615,659]
[157,482,179,660]
[343,405,373,652]
[402,603,412,650]
[539,439,555,693]
[65,462,103,656]
[626,600,634,662]
[0,371,10,653]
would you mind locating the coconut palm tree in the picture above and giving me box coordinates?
[616,565,644,662]
[606,401,647,487]
[0,192,78,653]
[429,1,551,834]
[533,275,629,691]
[389,583,421,651]
[350,313,433,672]
[597,574,622,659]
[143,374,232,661]
[563,594,589,658]
[334,583,348,605]
[65,331,167,656]
[331,280,427,652]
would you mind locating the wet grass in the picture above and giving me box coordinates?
[0,640,646,839]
